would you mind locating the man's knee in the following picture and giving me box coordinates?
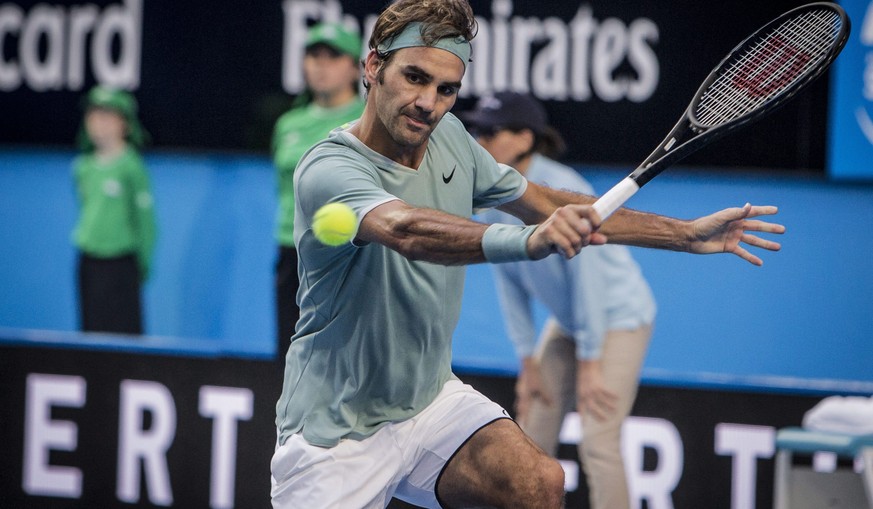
[542,457,566,499]
[517,455,565,507]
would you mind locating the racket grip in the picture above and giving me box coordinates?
[592,177,641,222]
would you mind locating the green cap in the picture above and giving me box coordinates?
[78,85,149,151]
[306,22,362,59]
[86,86,138,119]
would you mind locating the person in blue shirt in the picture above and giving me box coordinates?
[465,92,656,509]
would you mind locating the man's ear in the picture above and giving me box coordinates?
[520,128,536,151]
[363,50,382,87]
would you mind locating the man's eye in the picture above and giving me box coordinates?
[439,86,457,96]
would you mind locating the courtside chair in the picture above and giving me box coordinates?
[773,427,873,509]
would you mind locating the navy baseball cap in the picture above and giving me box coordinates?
[460,92,548,135]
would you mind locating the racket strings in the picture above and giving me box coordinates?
[702,10,837,120]
[695,8,843,127]
[702,10,837,118]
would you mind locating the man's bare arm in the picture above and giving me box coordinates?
[357,200,489,265]
[499,181,785,264]
[356,198,603,264]
[498,182,685,248]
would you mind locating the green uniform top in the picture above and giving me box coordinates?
[72,147,156,279]
[271,98,366,246]
[275,113,528,448]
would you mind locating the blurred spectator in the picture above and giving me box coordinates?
[271,22,365,353]
[465,92,656,509]
[72,85,156,334]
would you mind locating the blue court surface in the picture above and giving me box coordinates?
[1,149,872,394]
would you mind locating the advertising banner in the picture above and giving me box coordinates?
[1,341,835,509]
[0,0,829,170]
[828,0,873,180]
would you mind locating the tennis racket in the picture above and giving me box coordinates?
[592,2,850,221]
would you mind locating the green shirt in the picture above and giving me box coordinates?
[271,98,366,246]
[275,113,527,447]
[72,147,156,279]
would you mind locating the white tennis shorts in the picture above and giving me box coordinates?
[270,378,510,509]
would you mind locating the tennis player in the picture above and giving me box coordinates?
[271,1,785,507]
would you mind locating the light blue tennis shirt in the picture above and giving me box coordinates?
[276,113,527,448]
[478,155,656,361]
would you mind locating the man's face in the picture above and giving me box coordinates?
[368,46,464,150]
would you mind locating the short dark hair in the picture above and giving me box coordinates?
[364,0,477,91]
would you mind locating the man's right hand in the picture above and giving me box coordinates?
[527,204,607,260]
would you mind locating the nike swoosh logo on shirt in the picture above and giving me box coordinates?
[442,165,456,184]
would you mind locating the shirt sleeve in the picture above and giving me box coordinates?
[272,111,304,173]
[443,114,528,210]
[567,248,608,360]
[492,265,538,359]
[544,165,605,359]
[72,156,85,204]
[129,155,157,280]
[294,143,397,240]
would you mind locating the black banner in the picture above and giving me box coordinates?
[0,0,826,170]
[1,346,284,508]
[1,341,831,509]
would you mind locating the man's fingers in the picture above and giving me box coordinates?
[741,233,782,251]
[743,219,786,235]
[551,205,608,257]
[589,232,608,246]
[582,396,610,421]
[532,383,555,406]
[746,205,779,218]
[732,246,763,266]
[535,205,608,259]
[579,390,619,422]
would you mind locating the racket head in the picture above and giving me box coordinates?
[689,2,850,131]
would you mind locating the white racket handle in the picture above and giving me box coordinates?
[592,177,640,221]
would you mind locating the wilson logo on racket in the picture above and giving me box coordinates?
[732,37,812,98]
[592,2,850,222]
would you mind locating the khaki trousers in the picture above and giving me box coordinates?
[520,318,652,509]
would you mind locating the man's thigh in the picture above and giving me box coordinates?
[437,418,565,509]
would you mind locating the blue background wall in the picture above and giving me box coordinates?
[2,149,871,385]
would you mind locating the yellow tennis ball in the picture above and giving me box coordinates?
[312,202,357,246]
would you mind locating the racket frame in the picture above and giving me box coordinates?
[593,2,850,220]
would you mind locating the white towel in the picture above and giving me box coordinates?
[802,396,873,435]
